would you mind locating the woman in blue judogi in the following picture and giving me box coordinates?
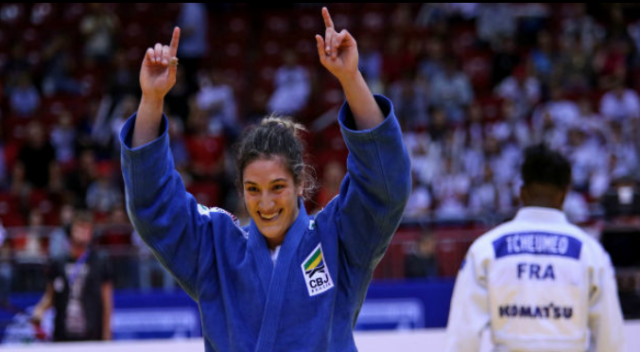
[121,7,410,352]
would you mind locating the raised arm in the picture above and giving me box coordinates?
[313,7,411,271]
[132,27,180,147]
[121,26,226,299]
[315,7,383,130]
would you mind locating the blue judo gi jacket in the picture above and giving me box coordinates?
[120,95,411,352]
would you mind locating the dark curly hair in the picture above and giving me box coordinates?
[521,143,572,189]
[235,116,316,198]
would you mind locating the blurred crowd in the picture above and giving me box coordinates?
[1,3,640,287]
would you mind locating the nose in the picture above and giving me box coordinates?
[258,191,275,210]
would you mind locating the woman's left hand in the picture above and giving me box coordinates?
[315,7,359,82]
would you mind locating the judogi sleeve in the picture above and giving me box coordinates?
[332,95,411,269]
[120,114,215,300]
[444,249,490,352]
[588,252,625,352]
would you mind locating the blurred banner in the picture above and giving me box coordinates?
[1,281,455,343]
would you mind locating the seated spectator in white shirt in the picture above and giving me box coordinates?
[600,77,640,122]
[267,51,311,116]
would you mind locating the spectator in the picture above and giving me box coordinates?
[32,210,113,342]
[495,63,541,121]
[476,3,516,48]
[41,35,83,96]
[563,188,590,224]
[168,117,190,172]
[382,34,416,86]
[133,229,175,292]
[85,163,121,214]
[100,205,136,289]
[49,205,74,261]
[12,210,47,292]
[80,3,118,63]
[608,121,638,178]
[176,2,209,94]
[483,136,518,188]
[418,38,445,82]
[9,74,40,118]
[558,36,594,94]
[432,159,470,219]
[50,111,77,166]
[429,60,473,123]
[561,3,604,55]
[562,127,602,191]
[600,77,640,122]
[404,174,432,219]
[532,84,580,143]
[164,66,191,123]
[529,30,558,84]
[14,210,46,262]
[186,108,226,180]
[358,35,383,92]
[315,160,345,211]
[17,122,56,189]
[267,51,311,116]
[406,129,441,186]
[109,95,139,152]
[65,149,98,208]
[468,165,500,217]
[404,233,438,279]
[388,70,429,130]
[491,35,521,87]
[106,50,136,101]
[3,44,32,91]
[196,69,239,140]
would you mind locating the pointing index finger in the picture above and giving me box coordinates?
[169,27,181,56]
[322,7,334,29]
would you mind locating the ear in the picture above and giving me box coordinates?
[519,185,528,206]
[296,182,304,197]
[557,187,569,207]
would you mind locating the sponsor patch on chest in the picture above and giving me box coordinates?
[301,243,334,297]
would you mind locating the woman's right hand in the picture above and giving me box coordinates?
[30,310,42,325]
[139,27,181,101]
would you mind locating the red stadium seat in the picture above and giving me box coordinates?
[292,9,322,36]
[186,134,226,177]
[461,50,493,92]
[0,3,27,28]
[187,182,221,207]
[477,95,504,121]
[263,11,291,35]
[359,10,387,35]
[434,227,484,277]
[0,192,25,227]
[220,14,251,41]
[373,228,421,279]
[30,3,57,27]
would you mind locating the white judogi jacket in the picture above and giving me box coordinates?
[445,207,625,352]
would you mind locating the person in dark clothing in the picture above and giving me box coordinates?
[32,210,113,341]
[405,233,438,279]
[17,122,56,189]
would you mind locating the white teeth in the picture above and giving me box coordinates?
[260,211,280,220]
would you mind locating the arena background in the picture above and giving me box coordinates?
[0,3,639,350]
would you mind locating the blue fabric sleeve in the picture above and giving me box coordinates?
[120,114,216,300]
[331,95,411,269]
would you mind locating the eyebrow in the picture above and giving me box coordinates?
[244,178,288,185]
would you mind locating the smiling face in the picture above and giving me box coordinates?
[243,156,302,249]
